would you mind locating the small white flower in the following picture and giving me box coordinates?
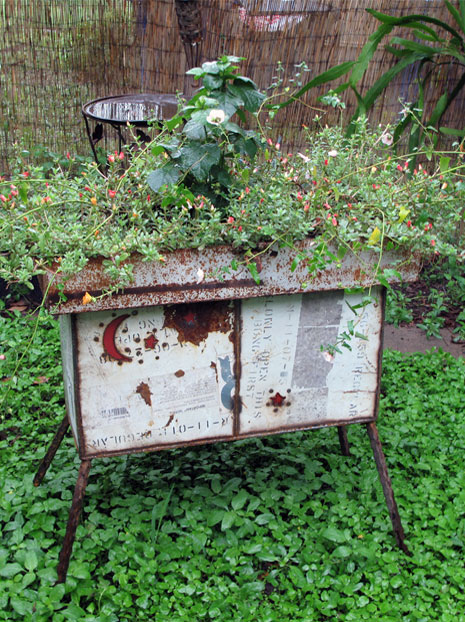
[206,109,226,125]
[381,133,393,146]
[322,351,334,363]
[328,150,338,157]
[196,268,205,284]
[297,152,310,162]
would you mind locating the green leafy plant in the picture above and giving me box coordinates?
[385,289,414,326]
[147,55,265,207]
[277,1,465,166]
[1,57,465,306]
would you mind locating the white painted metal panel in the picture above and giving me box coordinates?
[239,288,382,434]
[73,303,235,456]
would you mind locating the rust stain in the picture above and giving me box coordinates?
[163,301,233,346]
[136,382,152,406]
[174,369,185,377]
[164,414,175,428]
[210,361,218,383]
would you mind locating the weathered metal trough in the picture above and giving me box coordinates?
[35,240,419,582]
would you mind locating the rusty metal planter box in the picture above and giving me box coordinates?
[36,240,419,581]
[39,241,419,458]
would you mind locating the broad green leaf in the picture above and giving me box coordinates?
[322,526,347,543]
[221,511,236,530]
[147,165,181,192]
[183,117,207,141]
[179,143,221,182]
[10,596,33,616]
[185,67,204,77]
[202,74,223,90]
[232,75,260,89]
[228,83,266,112]
[224,121,245,136]
[332,545,352,558]
[0,562,23,578]
[199,60,222,74]
[24,550,38,572]
[211,90,242,117]
[207,510,225,526]
[231,489,248,511]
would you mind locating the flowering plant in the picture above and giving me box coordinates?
[1,57,464,302]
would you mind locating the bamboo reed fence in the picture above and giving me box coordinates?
[0,0,462,172]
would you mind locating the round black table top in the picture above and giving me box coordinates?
[82,93,179,127]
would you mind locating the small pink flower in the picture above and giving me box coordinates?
[424,222,433,231]
[84,186,91,192]
[267,138,273,146]
[238,226,243,232]
[23,171,30,178]
[304,203,310,212]
[118,151,125,160]
[108,190,116,198]
[431,239,436,246]
[66,152,71,160]
[0,194,7,203]
[407,220,412,228]
[227,216,235,224]
[0,354,5,360]
[332,216,338,226]
[297,192,303,201]
[324,159,329,166]
[245,187,250,194]
[396,164,403,172]
[108,154,115,163]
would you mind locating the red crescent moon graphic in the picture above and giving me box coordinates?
[103,314,132,362]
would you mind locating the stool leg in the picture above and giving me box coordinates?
[366,422,410,554]
[57,459,92,583]
[337,426,351,456]
[34,415,70,486]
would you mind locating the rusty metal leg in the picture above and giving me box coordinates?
[337,426,351,456]
[34,415,70,487]
[366,422,410,554]
[57,459,92,584]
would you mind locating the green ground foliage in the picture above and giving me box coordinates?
[1,308,465,621]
